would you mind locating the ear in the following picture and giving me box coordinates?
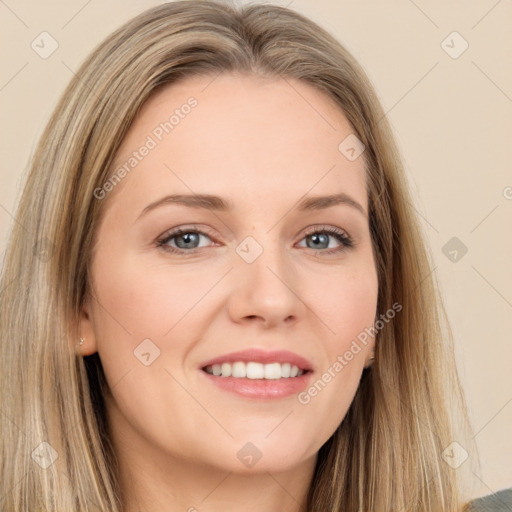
[364,347,376,369]
[364,314,378,368]
[76,294,99,356]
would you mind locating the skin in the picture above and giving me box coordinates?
[79,72,379,512]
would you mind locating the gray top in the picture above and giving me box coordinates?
[467,488,512,511]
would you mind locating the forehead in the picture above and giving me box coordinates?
[104,72,368,217]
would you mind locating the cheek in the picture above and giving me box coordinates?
[90,252,214,340]
[309,261,378,349]
[336,275,377,346]
[88,250,227,394]
[305,262,377,386]
[295,266,377,441]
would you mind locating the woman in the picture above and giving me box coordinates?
[0,1,507,511]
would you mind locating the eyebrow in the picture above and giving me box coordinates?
[137,192,367,220]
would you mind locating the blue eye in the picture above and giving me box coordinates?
[157,228,213,253]
[299,226,354,255]
[156,225,354,256]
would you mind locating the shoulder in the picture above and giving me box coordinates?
[466,488,512,511]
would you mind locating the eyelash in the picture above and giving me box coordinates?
[156,225,354,257]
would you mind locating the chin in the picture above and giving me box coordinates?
[202,432,318,474]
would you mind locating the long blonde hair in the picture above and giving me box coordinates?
[0,1,475,510]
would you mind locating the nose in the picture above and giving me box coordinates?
[226,236,302,329]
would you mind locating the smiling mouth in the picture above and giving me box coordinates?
[202,361,308,379]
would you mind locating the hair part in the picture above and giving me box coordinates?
[0,1,475,510]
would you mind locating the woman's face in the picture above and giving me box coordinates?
[81,72,378,476]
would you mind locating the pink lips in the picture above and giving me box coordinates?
[199,348,314,400]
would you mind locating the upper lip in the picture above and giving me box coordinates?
[200,349,313,371]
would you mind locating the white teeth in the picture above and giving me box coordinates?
[204,361,306,379]
[220,362,231,377]
[264,362,282,379]
[246,362,264,379]
[231,361,246,378]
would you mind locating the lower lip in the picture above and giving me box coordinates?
[200,370,313,399]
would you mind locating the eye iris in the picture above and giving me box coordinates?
[308,233,328,249]
[176,232,199,249]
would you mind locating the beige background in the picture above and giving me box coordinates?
[1,0,511,501]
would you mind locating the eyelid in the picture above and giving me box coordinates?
[302,224,351,239]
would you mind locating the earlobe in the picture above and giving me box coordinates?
[364,339,376,368]
[76,297,99,356]
[365,349,375,368]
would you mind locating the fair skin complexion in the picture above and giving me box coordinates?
[79,72,378,512]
